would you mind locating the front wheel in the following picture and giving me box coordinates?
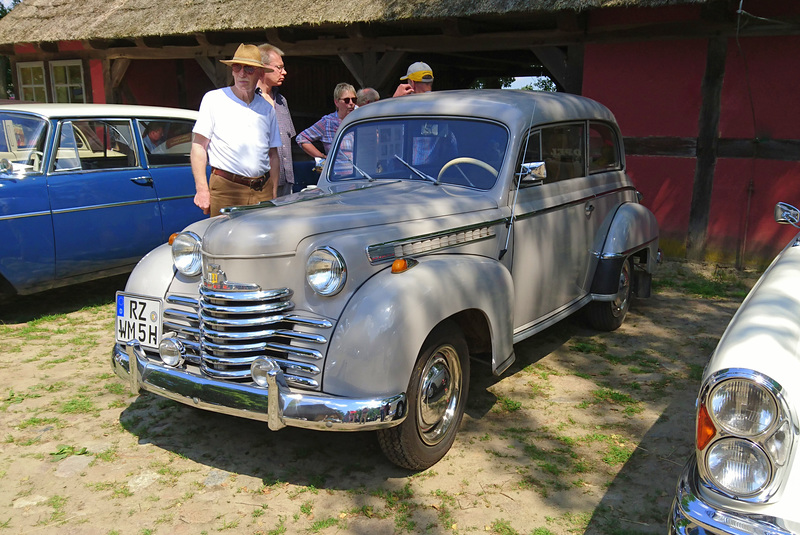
[377,321,470,470]
[585,258,632,331]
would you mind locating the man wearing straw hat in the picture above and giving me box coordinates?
[191,43,281,216]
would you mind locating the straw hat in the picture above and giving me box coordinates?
[220,44,273,72]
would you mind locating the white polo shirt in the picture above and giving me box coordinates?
[193,86,282,178]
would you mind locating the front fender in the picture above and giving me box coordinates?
[323,254,514,398]
[124,243,176,298]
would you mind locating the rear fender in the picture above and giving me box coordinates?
[591,202,659,296]
[323,254,514,398]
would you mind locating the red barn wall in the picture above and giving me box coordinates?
[583,38,707,259]
[584,8,800,267]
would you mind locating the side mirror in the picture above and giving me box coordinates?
[517,161,546,186]
[774,202,800,228]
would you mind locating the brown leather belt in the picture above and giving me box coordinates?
[211,167,266,191]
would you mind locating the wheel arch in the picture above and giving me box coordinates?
[322,254,514,398]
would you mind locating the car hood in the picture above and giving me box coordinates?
[200,180,498,256]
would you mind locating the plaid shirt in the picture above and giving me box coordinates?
[296,112,342,155]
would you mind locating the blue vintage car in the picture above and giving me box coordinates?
[0,103,204,297]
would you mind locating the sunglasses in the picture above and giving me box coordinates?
[339,97,357,104]
[231,64,258,75]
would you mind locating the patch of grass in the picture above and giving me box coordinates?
[300,500,313,516]
[494,396,523,412]
[570,340,607,355]
[603,443,633,465]
[49,444,89,461]
[16,416,62,430]
[58,395,97,414]
[491,518,519,535]
[38,495,67,525]
[309,517,339,532]
[688,364,705,381]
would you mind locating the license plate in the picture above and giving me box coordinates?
[115,292,162,349]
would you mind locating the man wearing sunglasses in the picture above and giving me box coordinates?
[296,82,357,160]
[191,43,281,216]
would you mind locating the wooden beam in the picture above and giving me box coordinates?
[687,36,727,261]
[338,53,364,87]
[110,58,130,89]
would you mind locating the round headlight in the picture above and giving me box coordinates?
[707,437,771,496]
[306,247,346,296]
[709,379,777,436]
[172,231,202,276]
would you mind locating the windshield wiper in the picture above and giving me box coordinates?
[339,151,375,181]
[394,155,438,185]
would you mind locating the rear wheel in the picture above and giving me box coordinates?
[377,322,470,470]
[585,258,632,331]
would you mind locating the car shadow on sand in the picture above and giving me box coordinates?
[115,315,587,491]
[0,273,129,324]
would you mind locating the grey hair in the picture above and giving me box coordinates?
[334,83,356,101]
[257,43,285,66]
[356,87,380,105]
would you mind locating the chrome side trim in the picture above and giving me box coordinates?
[366,221,501,264]
[113,342,406,431]
[669,455,793,535]
[51,198,159,215]
[0,210,52,222]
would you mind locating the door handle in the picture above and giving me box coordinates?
[585,202,595,217]
[130,175,153,186]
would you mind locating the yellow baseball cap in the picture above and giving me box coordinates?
[400,62,434,82]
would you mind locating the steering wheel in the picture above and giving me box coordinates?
[437,157,498,186]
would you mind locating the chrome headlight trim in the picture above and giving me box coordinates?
[697,368,797,503]
[306,246,346,296]
[172,231,202,276]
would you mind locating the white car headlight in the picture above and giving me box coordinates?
[709,379,777,436]
[172,231,202,276]
[698,371,795,502]
[306,247,346,296]
[707,437,771,496]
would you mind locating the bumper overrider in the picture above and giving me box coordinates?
[668,455,795,535]
[112,341,407,431]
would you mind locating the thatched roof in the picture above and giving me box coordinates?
[0,0,708,46]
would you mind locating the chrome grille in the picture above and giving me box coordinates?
[162,287,332,390]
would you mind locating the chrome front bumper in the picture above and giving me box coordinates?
[668,455,795,535]
[112,341,407,431]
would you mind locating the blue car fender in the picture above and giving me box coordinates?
[322,254,515,398]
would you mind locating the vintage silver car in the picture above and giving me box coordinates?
[112,90,659,469]
[668,203,800,535]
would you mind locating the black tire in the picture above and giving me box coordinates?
[585,258,632,331]
[377,321,470,470]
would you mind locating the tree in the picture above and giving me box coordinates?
[519,76,557,92]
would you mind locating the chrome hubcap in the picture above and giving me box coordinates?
[611,261,631,317]
[417,345,461,446]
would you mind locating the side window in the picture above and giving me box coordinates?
[54,119,138,171]
[588,122,621,173]
[541,123,585,182]
[138,119,195,166]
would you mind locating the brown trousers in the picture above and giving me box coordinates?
[209,171,275,217]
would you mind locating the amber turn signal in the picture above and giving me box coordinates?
[696,403,716,450]
[391,257,418,274]
[168,232,179,245]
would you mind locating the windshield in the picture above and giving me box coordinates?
[328,118,508,190]
[0,112,49,175]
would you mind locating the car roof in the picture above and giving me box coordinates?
[0,103,198,121]
[344,89,618,133]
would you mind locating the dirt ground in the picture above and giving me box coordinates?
[0,261,759,535]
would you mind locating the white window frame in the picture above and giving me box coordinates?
[16,61,47,102]
[50,59,86,103]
